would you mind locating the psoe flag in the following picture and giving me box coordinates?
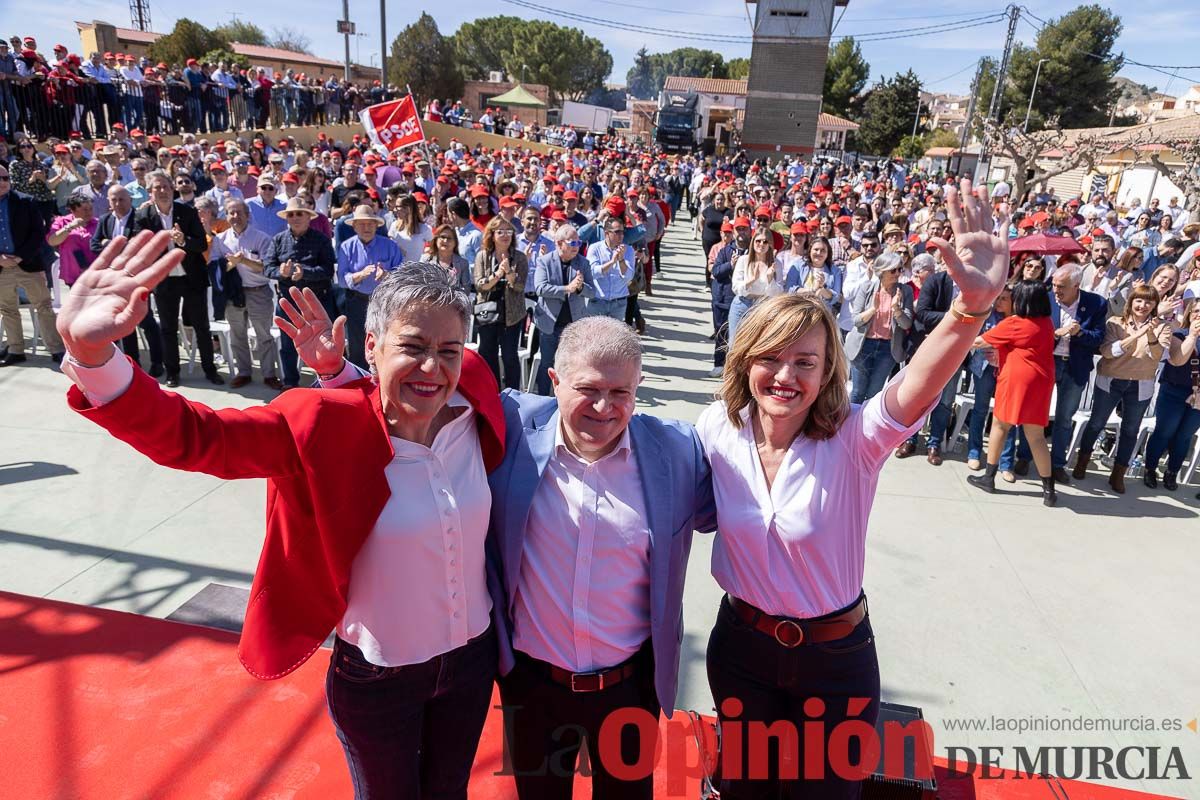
[359,95,426,153]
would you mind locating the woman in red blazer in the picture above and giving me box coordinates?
[57,230,507,799]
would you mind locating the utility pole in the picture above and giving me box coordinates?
[952,58,984,175]
[379,0,387,90]
[342,0,351,82]
[977,4,1020,183]
[1023,58,1049,132]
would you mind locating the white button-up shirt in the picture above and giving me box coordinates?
[209,224,272,288]
[512,421,652,672]
[696,372,930,619]
[337,392,493,667]
[1054,296,1080,357]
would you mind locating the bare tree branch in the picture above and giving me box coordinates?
[1126,133,1200,224]
[983,115,1110,202]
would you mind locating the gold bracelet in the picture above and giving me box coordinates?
[948,299,992,324]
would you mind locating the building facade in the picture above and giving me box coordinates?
[461,79,550,127]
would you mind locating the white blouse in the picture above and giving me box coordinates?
[337,392,493,667]
[732,253,785,300]
[696,372,931,618]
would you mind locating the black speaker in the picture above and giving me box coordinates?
[863,702,938,800]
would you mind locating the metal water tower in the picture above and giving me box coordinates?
[741,0,848,160]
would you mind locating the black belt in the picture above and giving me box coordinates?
[1055,355,1071,361]
[518,647,646,693]
[727,594,868,648]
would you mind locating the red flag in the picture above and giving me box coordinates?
[359,95,426,153]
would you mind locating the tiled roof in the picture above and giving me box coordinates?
[76,22,345,68]
[663,76,748,95]
[817,112,859,131]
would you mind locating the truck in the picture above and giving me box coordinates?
[560,100,616,134]
[654,91,702,152]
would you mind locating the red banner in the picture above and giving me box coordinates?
[358,95,426,153]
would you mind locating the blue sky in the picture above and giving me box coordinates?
[31,0,1200,98]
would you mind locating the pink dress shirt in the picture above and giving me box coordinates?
[49,215,99,286]
[696,369,933,619]
[512,421,653,672]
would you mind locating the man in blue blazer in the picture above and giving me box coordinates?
[709,216,751,377]
[488,314,715,800]
[532,224,595,395]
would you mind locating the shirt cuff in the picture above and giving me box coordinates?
[1109,339,1126,358]
[61,344,134,406]
[314,359,367,388]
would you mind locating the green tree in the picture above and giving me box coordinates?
[201,48,250,71]
[451,16,525,80]
[854,70,923,156]
[147,19,227,68]
[1004,5,1123,129]
[727,57,750,81]
[822,37,869,118]
[626,47,656,99]
[389,13,463,105]
[927,127,962,149]
[892,135,927,160]
[212,20,267,46]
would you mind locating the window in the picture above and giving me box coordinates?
[770,9,809,17]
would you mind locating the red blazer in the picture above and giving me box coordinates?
[68,350,505,679]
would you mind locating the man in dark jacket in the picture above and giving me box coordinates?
[709,216,751,378]
[896,268,961,464]
[91,184,164,375]
[0,164,64,365]
[133,170,222,387]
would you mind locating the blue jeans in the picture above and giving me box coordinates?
[535,326,560,395]
[727,295,757,349]
[1078,379,1151,467]
[588,297,626,321]
[908,367,961,450]
[713,303,730,368]
[1048,359,1087,469]
[277,287,336,386]
[1145,383,1200,474]
[186,96,203,132]
[326,625,498,800]
[967,367,996,461]
[850,338,894,404]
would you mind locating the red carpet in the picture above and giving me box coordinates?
[0,592,1181,799]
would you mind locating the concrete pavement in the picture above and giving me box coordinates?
[1,218,1197,796]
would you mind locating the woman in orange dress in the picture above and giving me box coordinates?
[967,279,1058,505]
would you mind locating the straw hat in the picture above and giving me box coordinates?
[348,204,385,226]
[276,196,318,219]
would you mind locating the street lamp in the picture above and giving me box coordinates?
[1023,58,1050,132]
[912,97,924,140]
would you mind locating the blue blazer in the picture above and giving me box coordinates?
[1050,289,1108,386]
[487,390,716,714]
[532,251,595,334]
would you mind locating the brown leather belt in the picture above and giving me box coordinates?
[520,651,643,693]
[727,594,868,648]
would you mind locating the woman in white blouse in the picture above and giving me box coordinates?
[698,179,1011,799]
[390,193,434,262]
[727,226,785,344]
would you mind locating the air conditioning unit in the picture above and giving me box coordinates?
[488,71,504,83]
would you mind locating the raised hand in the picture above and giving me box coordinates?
[273,286,347,377]
[926,179,1010,312]
[56,230,183,366]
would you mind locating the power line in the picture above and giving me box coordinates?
[926,60,985,87]
[582,0,744,21]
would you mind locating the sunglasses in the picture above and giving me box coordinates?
[19,143,34,149]
[564,239,582,247]
[285,211,309,218]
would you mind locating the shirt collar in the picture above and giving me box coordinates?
[553,413,633,464]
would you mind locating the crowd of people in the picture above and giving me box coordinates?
[426,98,611,150]
[690,156,1200,503]
[0,35,407,142]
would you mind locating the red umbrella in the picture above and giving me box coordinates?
[1008,232,1086,256]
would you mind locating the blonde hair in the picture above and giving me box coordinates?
[719,293,850,440]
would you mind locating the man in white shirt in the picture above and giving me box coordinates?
[119,54,145,130]
[208,198,279,389]
[838,231,880,336]
[489,316,715,800]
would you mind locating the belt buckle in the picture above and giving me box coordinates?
[570,671,603,692]
[774,619,804,648]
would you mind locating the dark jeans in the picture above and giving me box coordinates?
[713,303,730,368]
[345,290,371,370]
[535,326,561,396]
[968,366,1017,470]
[326,626,498,800]
[1078,379,1151,467]
[1047,359,1087,469]
[850,338,894,405]
[277,287,336,386]
[498,643,658,800]
[624,295,643,327]
[707,595,880,800]
[478,321,522,390]
[121,306,164,368]
[155,278,214,377]
[208,262,227,321]
[907,367,961,450]
[1145,383,1200,474]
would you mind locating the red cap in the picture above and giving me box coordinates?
[754,204,773,219]
[469,185,490,198]
[789,222,808,235]
[835,215,852,226]
[53,144,69,154]
[363,166,377,176]
[550,209,568,222]
[605,197,626,216]
[281,172,300,184]
[562,190,578,200]
[720,221,735,233]
[1018,218,1036,229]
[499,197,519,209]
[186,58,197,66]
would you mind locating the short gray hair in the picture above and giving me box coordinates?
[224,197,249,216]
[365,261,471,341]
[910,253,935,273]
[552,224,579,243]
[194,196,218,215]
[554,316,641,378]
[1055,263,1083,286]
